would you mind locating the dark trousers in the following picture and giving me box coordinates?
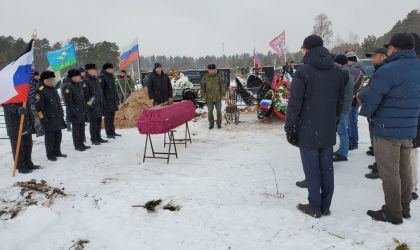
[45,130,62,158]
[10,133,33,169]
[104,112,116,136]
[89,116,102,143]
[299,146,334,213]
[72,122,85,148]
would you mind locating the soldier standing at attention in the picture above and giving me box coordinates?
[35,71,67,161]
[100,63,121,139]
[84,63,108,145]
[200,64,225,129]
[62,69,91,151]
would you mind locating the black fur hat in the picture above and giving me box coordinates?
[40,71,56,81]
[102,63,114,70]
[85,63,97,70]
[67,69,81,78]
[389,33,415,50]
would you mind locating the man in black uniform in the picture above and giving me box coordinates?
[147,63,173,105]
[35,71,67,161]
[62,69,91,151]
[84,64,107,145]
[3,103,40,173]
[100,63,121,139]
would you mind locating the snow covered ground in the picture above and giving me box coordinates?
[0,112,419,250]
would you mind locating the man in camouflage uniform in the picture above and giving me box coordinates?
[116,69,135,103]
[200,64,225,129]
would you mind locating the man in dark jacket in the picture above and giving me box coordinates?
[285,35,346,218]
[147,63,173,105]
[360,33,420,224]
[345,51,365,151]
[333,55,354,162]
[3,102,40,173]
[62,69,90,151]
[84,64,107,145]
[100,63,121,139]
[357,47,388,179]
[35,71,67,161]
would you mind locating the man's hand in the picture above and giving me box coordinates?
[168,97,174,104]
[17,107,26,115]
[286,131,298,146]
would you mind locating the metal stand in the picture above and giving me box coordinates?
[164,122,192,148]
[143,131,178,164]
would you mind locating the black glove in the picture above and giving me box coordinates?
[286,132,298,146]
[17,107,26,115]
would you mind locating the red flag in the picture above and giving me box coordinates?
[269,31,287,59]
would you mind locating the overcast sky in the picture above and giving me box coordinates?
[1,0,419,57]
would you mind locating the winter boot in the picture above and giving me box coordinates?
[367,208,403,225]
[297,204,321,218]
[333,154,348,162]
[296,180,307,188]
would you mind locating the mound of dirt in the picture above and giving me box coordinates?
[115,88,153,128]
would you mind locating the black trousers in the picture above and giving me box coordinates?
[104,112,116,136]
[72,122,85,148]
[10,133,33,169]
[89,116,102,143]
[45,130,62,158]
[299,146,334,213]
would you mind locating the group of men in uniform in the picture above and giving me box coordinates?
[3,62,124,174]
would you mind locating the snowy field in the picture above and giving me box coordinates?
[0,112,419,250]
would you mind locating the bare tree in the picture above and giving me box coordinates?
[312,13,333,47]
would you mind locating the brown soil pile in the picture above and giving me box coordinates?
[115,88,153,128]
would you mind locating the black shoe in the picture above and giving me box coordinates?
[367,209,403,225]
[413,192,419,200]
[48,156,57,161]
[365,171,380,180]
[366,147,374,156]
[333,154,348,162]
[113,133,122,137]
[349,145,358,150]
[92,141,101,145]
[99,138,108,143]
[28,164,41,170]
[333,150,340,156]
[83,145,91,150]
[217,125,222,129]
[107,135,116,139]
[297,204,321,218]
[368,162,377,170]
[403,211,411,219]
[209,125,214,130]
[17,167,33,174]
[56,153,67,158]
[322,209,331,216]
[296,180,307,188]
[75,147,86,152]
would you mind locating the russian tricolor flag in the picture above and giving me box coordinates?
[0,49,33,104]
[118,39,140,69]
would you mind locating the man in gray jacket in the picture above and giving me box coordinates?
[334,55,354,162]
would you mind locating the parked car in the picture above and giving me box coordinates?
[360,59,375,78]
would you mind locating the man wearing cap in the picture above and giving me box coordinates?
[62,69,90,152]
[357,47,388,180]
[333,55,354,162]
[285,35,346,218]
[344,51,365,151]
[35,71,67,161]
[100,63,121,139]
[84,64,107,145]
[360,33,420,224]
[200,64,225,129]
[117,69,135,103]
[147,63,173,105]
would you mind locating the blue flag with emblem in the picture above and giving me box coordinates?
[46,43,77,72]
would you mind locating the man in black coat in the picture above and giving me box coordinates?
[84,64,107,145]
[62,69,91,151]
[35,71,67,161]
[147,63,173,105]
[99,63,121,139]
[3,103,40,173]
[285,35,346,218]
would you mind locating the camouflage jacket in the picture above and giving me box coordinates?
[200,73,225,103]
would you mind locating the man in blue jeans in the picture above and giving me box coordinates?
[345,51,365,150]
[333,55,354,162]
[285,35,346,218]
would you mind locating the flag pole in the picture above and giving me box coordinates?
[13,33,36,176]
